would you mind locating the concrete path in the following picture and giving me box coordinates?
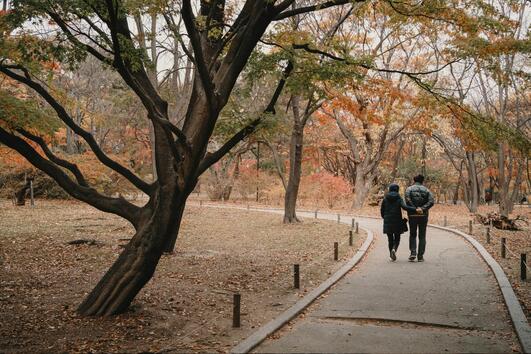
[254,215,519,353]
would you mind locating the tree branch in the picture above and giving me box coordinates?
[0,127,141,227]
[0,66,152,195]
[196,60,294,176]
[274,0,364,20]
[181,0,216,109]
[17,129,89,187]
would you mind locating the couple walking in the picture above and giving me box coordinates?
[380,175,434,262]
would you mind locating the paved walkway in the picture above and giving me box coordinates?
[254,215,519,353]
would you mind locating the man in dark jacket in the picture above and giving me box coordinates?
[405,175,435,262]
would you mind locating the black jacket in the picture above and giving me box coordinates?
[380,191,416,234]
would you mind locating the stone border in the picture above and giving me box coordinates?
[429,224,531,353]
[333,213,530,353]
[230,223,374,353]
[207,205,529,353]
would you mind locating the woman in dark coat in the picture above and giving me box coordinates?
[380,184,417,261]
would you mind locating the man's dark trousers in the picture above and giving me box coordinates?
[409,216,428,257]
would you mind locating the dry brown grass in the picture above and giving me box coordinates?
[0,199,364,353]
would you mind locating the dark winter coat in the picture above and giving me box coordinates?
[380,191,416,234]
[405,182,435,218]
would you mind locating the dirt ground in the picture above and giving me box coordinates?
[0,199,364,353]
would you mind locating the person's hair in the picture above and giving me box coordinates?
[388,184,399,192]
[413,174,425,183]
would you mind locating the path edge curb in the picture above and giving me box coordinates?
[230,226,374,354]
[428,224,531,353]
[345,213,530,353]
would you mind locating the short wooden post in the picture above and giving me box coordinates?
[29,180,34,207]
[486,227,490,244]
[351,218,355,229]
[349,230,353,246]
[355,222,359,234]
[337,213,340,223]
[233,293,241,328]
[294,264,300,289]
[501,238,506,258]
[521,254,527,281]
[443,215,447,227]
[334,242,339,261]
[468,220,473,235]
[314,210,318,219]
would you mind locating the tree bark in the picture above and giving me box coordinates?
[283,96,304,223]
[352,170,370,209]
[465,151,479,212]
[390,138,405,181]
[78,189,183,316]
[498,143,512,217]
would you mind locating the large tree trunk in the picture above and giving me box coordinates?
[284,96,304,223]
[352,171,370,209]
[78,189,184,316]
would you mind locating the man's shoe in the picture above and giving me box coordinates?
[390,249,396,261]
[408,253,416,262]
[417,256,424,262]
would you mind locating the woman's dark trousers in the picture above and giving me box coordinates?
[409,216,428,257]
[386,232,401,252]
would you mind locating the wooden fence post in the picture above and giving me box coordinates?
[29,179,34,207]
[521,254,527,281]
[233,293,241,328]
[294,264,300,289]
[501,238,506,258]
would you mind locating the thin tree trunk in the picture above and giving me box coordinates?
[498,143,511,217]
[284,96,303,223]
[510,159,524,206]
[466,151,479,212]
[390,138,405,181]
[453,161,464,204]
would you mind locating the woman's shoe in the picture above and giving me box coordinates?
[390,249,397,261]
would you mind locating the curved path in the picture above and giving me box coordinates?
[251,213,520,353]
